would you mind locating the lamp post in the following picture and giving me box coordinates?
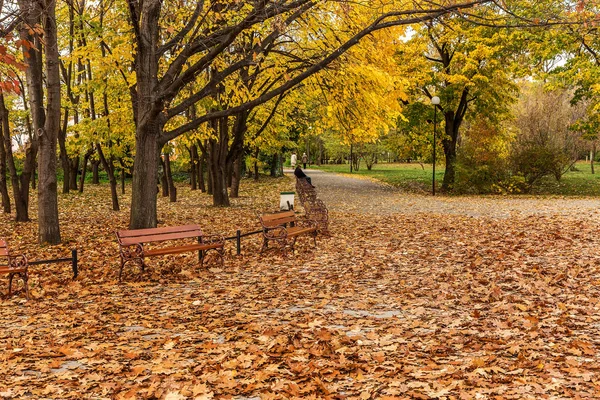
[350,142,353,173]
[431,96,440,196]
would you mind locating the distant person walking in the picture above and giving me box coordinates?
[302,152,308,169]
[290,152,297,168]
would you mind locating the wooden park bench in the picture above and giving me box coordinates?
[0,239,29,299]
[295,177,329,234]
[116,224,225,280]
[258,210,318,256]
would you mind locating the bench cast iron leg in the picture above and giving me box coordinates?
[280,239,288,257]
[217,247,225,266]
[7,272,29,300]
[22,272,29,299]
[261,238,268,253]
[119,257,124,281]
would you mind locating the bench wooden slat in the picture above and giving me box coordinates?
[0,266,27,273]
[261,211,294,222]
[261,216,296,227]
[116,225,225,280]
[117,224,202,239]
[286,226,317,237]
[119,230,203,246]
[260,211,297,227]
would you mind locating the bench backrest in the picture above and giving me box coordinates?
[116,224,203,246]
[260,211,297,228]
[0,239,7,257]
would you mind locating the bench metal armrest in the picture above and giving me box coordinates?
[8,254,28,269]
[119,243,144,259]
[264,225,288,240]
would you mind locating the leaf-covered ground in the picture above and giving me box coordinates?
[1,175,600,399]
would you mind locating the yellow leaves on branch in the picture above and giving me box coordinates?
[301,28,407,145]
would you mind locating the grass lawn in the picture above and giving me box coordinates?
[312,160,600,196]
[312,162,439,193]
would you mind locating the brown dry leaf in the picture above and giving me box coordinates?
[1,179,600,398]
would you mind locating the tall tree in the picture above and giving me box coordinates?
[125,0,488,228]
[36,0,61,244]
[397,15,518,191]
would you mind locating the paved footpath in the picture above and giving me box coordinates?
[287,168,600,219]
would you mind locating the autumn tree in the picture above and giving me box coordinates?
[123,0,491,228]
[298,26,405,170]
[537,5,600,174]
[21,0,62,244]
[511,84,587,186]
[1,0,63,243]
[397,14,519,191]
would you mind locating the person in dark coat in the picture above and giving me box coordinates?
[294,166,313,186]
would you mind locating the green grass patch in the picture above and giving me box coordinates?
[532,161,600,196]
[312,162,442,193]
[313,161,600,196]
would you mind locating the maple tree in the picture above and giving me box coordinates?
[122,0,495,228]
[396,12,520,192]
[535,3,600,174]
[295,26,405,170]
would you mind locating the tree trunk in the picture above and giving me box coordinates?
[164,152,177,202]
[1,93,32,221]
[591,142,596,175]
[14,0,43,222]
[318,139,323,166]
[441,109,461,192]
[189,145,197,190]
[160,158,169,197]
[91,159,100,184]
[127,0,165,229]
[69,156,79,190]
[119,158,127,194]
[37,0,62,244]
[230,154,242,198]
[31,163,36,189]
[58,108,70,194]
[208,117,230,206]
[121,167,126,194]
[97,143,120,211]
[226,159,233,188]
[130,131,160,229]
[270,153,278,177]
[79,148,93,193]
[198,145,206,192]
[253,148,259,181]
[0,96,12,213]
[206,141,213,195]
